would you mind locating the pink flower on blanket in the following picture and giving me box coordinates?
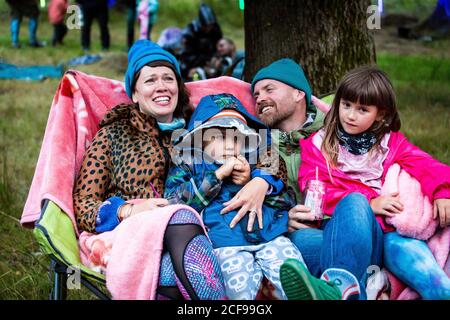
[89,238,112,269]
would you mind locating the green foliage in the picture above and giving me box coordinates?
[377,52,450,163]
[376,0,439,20]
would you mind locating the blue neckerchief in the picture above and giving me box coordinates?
[337,124,376,155]
[158,117,185,131]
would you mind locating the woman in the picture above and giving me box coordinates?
[73,40,226,300]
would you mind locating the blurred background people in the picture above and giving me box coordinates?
[137,0,159,41]
[48,0,69,47]
[213,37,245,79]
[125,0,137,50]
[6,0,44,48]
[76,0,110,52]
[180,3,222,80]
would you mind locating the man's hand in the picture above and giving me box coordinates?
[230,155,251,185]
[221,177,269,231]
[288,204,317,232]
[370,192,404,217]
[434,198,450,228]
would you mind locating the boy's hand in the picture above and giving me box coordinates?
[433,198,450,228]
[215,157,239,180]
[370,192,404,217]
[231,155,251,185]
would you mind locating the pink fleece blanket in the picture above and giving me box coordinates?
[79,204,205,300]
[381,163,450,300]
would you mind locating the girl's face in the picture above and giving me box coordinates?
[338,99,382,135]
[132,66,179,123]
[203,128,243,162]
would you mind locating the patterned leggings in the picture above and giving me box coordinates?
[384,231,450,300]
[214,236,304,300]
[157,209,227,300]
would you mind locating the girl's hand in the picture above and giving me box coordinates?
[230,155,251,185]
[119,198,169,220]
[221,177,269,231]
[370,192,404,217]
[433,198,450,228]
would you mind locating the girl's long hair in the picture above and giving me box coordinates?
[132,60,193,120]
[322,65,401,167]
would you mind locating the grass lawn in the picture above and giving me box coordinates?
[0,1,449,299]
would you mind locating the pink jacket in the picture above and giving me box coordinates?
[299,131,450,232]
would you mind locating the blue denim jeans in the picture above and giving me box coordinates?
[289,193,384,300]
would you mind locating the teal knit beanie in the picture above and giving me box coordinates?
[125,40,181,98]
[251,58,312,107]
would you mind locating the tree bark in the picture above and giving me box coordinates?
[244,0,376,96]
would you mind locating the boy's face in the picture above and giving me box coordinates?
[203,128,243,162]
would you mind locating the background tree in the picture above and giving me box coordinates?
[244,0,376,96]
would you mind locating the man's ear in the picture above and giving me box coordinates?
[294,89,305,103]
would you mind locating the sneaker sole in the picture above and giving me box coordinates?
[280,259,318,300]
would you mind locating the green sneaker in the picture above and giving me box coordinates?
[280,258,342,300]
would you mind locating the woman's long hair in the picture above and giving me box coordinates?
[322,65,401,167]
[131,60,193,120]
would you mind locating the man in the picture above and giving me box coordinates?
[250,58,382,300]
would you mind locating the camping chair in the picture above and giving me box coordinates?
[22,70,333,300]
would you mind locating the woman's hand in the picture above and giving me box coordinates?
[288,204,317,232]
[230,155,251,185]
[119,198,169,220]
[220,177,269,231]
[433,198,450,228]
[370,192,404,217]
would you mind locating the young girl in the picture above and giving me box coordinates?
[283,65,450,300]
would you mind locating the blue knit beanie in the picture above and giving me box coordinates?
[251,58,312,107]
[125,40,181,98]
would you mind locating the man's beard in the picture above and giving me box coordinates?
[257,101,292,128]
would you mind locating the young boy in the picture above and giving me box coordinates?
[164,93,304,300]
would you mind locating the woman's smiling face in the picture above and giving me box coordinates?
[132,66,179,123]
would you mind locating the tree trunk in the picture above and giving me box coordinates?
[244,0,376,96]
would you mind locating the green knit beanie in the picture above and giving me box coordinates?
[251,58,312,108]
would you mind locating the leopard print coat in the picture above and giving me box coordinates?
[73,103,173,233]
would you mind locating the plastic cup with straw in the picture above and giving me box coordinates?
[304,166,326,220]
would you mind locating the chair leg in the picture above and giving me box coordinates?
[49,259,67,300]
[80,278,111,300]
